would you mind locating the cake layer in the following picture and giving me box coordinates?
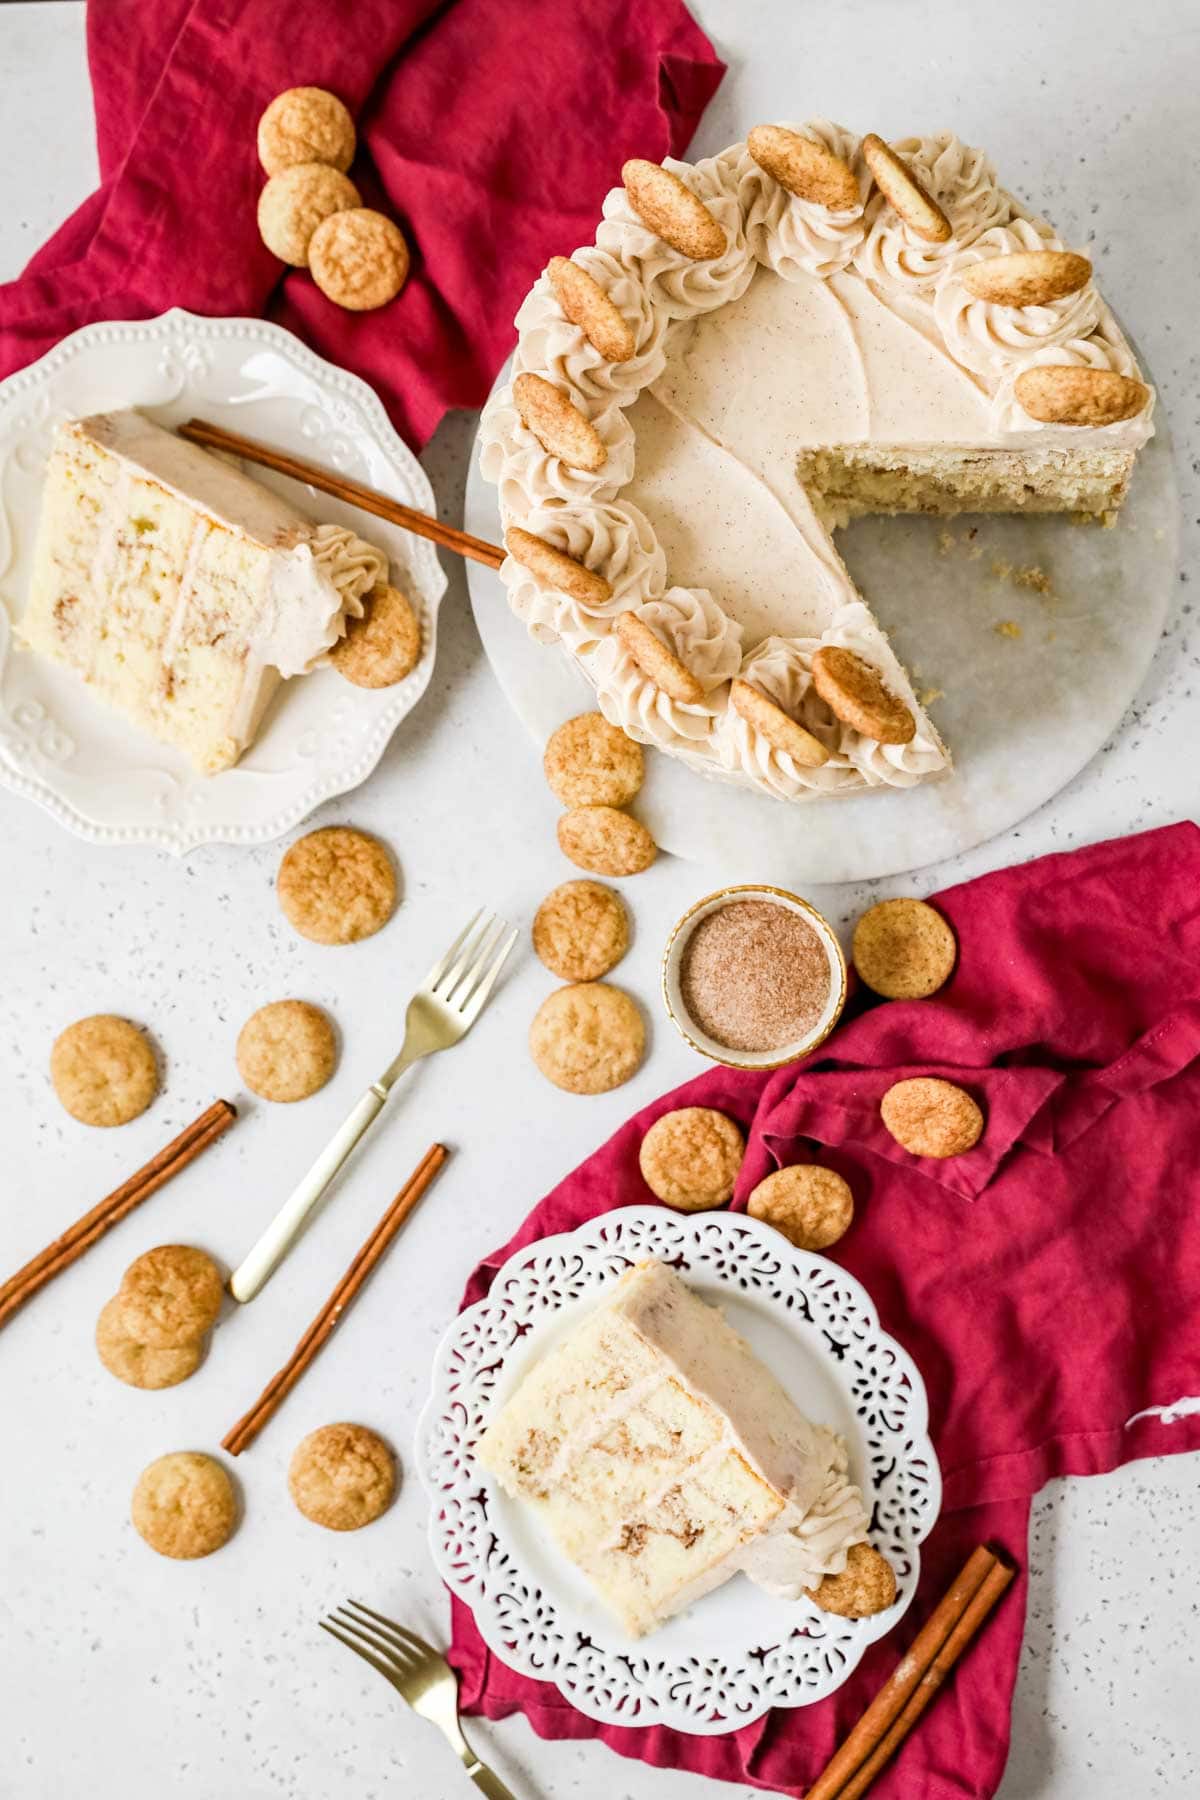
[478,1260,869,1637]
[21,412,386,773]
[798,445,1137,527]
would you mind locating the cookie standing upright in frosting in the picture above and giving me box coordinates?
[479,123,1154,807]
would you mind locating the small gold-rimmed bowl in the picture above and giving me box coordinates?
[661,884,848,1071]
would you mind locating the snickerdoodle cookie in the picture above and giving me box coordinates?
[557,806,656,877]
[529,982,644,1094]
[811,646,915,745]
[811,1543,897,1618]
[1014,365,1149,428]
[277,826,397,945]
[257,162,361,266]
[504,526,612,607]
[309,208,410,311]
[544,713,644,808]
[546,255,636,362]
[50,1014,158,1128]
[512,372,607,471]
[747,124,860,209]
[328,582,421,688]
[117,1245,223,1349]
[730,679,829,768]
[747,1164,854,1250]
[132,1452,237,1560]
[860,133,950,243]
[853,899,957,1000]
[881,1077,983,1159]
[95,1295,203,1391]
[638,1107,745,1210]
[257,86,355,176]
[621,159,726,260]
[616,611,704,704]
[532,880,629,982]
[236,1000,336,1103]
[288,1422,396,1530]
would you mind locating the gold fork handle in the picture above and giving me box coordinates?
[230,1083,388,1302]
[463,1754,519,1800]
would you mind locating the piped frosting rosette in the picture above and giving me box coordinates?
[854,131,1014,293]
[717,616,946,798]
[785,1451,872,1587]
[712,120,870,280]
[588,587,744,751]
[479,384,635,520]
[820,603,948,787]
[310,523,387,615]
[305,525,387,670]
[596,155,755,319]
[502,500,666,650]
[993,302,1154,437]
[741,1440,871,1598]
[718,635,847,799]
[513,247,675,415]
[934,215,1101,384]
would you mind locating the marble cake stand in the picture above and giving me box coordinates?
[465,371,1179,885]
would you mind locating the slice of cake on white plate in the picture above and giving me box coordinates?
[20,410,388,773]
[477,1259,883,1638]
[480,123,1155,804]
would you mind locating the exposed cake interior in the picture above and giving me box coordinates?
[477,1259,870,1638]
[20,410,387,773]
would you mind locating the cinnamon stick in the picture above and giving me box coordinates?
[222,1142,448,1455]
[179,420,506,570]
[835,1553,1017,1800]
[0,1099,237,1333]
[806,1544,1016,1800]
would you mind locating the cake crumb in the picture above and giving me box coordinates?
[991,559,1013,581]
[918,686,944,706]
[994,620,1022,639]
[1015,564,1053,596]
[938,529,956,556]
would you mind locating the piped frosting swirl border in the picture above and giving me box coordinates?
[479,122,1154,803]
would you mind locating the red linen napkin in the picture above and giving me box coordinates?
[452,820,1200,1798]
[0,0,724,449]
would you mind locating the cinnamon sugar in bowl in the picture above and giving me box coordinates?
[662,886,846,1070]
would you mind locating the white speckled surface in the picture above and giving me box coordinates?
[1,4,1198,1797]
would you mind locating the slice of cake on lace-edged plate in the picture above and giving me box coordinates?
[417,1206,940,1734]
[0,310,446,853]
[468,122,1178,882]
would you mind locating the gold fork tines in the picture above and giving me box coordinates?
[320,1602,519,1800]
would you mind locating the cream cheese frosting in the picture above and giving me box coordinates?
[480,123,1154,803]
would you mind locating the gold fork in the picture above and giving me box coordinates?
[321,1600,518,1798]
[230,908,518,1301]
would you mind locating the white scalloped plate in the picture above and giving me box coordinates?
[0,310,447,853]
[416,1207,940,1735]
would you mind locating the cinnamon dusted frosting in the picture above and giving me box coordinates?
[480,123,1154,803]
